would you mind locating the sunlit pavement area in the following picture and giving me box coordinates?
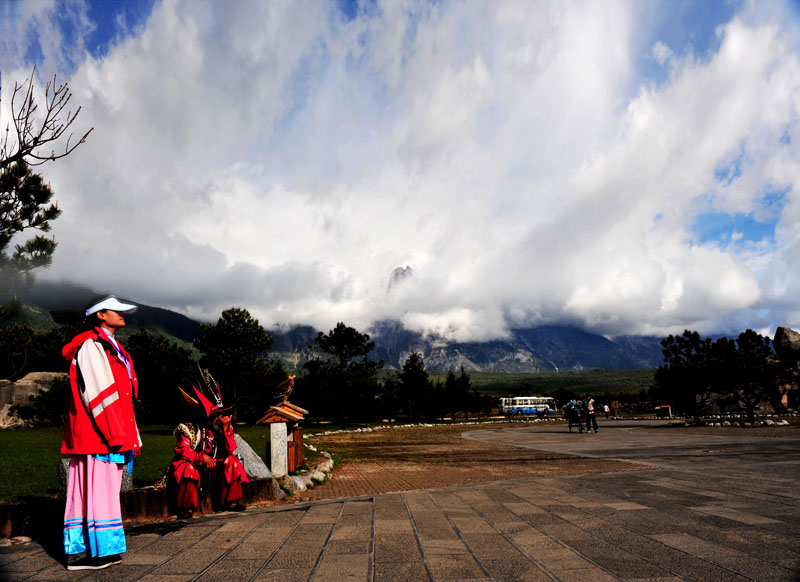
[2,419,799,581]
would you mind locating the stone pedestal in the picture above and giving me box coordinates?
[269,423,288,478]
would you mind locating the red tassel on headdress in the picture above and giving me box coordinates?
[178,368,235,419]
[192,386,218,417]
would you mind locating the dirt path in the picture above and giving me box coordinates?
[295,424,646,503]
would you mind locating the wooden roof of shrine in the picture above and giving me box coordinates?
[255,401,309,424]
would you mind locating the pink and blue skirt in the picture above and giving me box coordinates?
[63,454,128,558]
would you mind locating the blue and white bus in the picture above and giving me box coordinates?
[499,396,558,417]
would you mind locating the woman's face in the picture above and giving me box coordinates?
[97,309,126,331]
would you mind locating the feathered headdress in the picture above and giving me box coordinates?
[178,367,235,418]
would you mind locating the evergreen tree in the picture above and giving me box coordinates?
[1,67,91,320]
[0,309,87,380]
[731,329,776,423]
[303,322,383,426]
[443,366,473,420]
[0,161,60,315]
[651,330,716,424]
[125,330,197,424]
[398,352,432,420]
[0,323,36,380]
[377,373,403,421]
[193,308,279,424]
[651,330,778,423]
[443,370,459,419]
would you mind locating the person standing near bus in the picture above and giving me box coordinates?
[585,395,598,433]
[61,295,141,571]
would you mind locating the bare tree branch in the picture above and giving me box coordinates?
[0,65,93,170]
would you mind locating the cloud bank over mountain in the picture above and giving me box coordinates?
[2,0,800,341]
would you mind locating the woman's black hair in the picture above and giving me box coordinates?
[82,293,112,330]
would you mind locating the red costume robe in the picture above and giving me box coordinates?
[170,422,248,511]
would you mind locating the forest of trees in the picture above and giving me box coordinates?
[2,309,492,427]
[649,329,789,423]
[2,316,795,427]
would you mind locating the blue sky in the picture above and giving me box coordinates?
[83,0,156,57]
[2,0,800,340]
[2,0,156,71]
[636,1,739,86]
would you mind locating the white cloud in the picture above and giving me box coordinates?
[3,0,800,341]
[652,41,672,66]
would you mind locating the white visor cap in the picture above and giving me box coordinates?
[85,295,138,316]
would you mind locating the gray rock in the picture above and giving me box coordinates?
[57,458,69,495]
[1,372,67,428]
[281,475,307,493]
[269,477,286,500]
[233,433,271,479]
[0,403,25,429]
[122,464,133,490]
[774,327,800,361]
[0,372,65,408]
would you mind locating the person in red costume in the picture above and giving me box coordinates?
[61,294,141,571]
[169,369,249,518]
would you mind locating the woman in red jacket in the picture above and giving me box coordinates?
[61,295,140,571]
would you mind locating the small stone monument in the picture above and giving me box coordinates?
[256,390,308,479]
[270,422,288,478]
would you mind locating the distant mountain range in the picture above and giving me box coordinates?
[19,281,203,344]
[270,320,664,372]
[19,280,664,372]
[367,321,663,372]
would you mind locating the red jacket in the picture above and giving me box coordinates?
[61,328,141,455]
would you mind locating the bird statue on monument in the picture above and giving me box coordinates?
[272,374,295,403]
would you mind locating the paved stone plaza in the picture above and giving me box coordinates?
[1,420,799,581]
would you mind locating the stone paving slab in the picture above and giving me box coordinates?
[1,420,799,581]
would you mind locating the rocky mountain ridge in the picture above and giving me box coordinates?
[272,321,663,372]
[19,281,663,372]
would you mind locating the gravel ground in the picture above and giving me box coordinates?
[293,419,799,503]
[296,423,648,503]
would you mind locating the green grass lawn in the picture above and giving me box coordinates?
[0,424,275,503]
[0,427,65,502]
